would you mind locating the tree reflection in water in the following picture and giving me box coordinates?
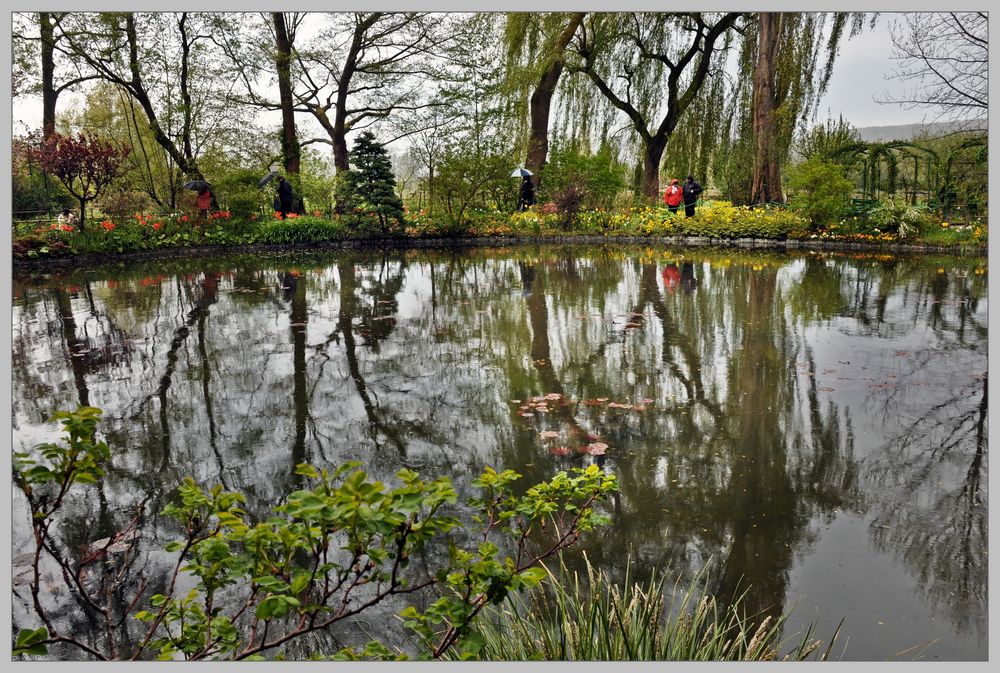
[10,248,987,659]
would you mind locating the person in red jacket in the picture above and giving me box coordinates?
[663,178,683,213]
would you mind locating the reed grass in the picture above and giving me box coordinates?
[452,555,841,661]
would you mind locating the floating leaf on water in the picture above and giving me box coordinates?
[596,397,609,402]
[511,399,521,404]
[549,446,571,456]
[544,393,562,400]
[539,431,559,439]
[894,350,909,357]
[818,387,835,392]
[520,412,534,418]
[587,443,608,455]
[575,445,591,454]
[642,398,654,404]
[634,405,647,411]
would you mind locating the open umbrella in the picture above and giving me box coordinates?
[183,179,212,191]
[258,170,280,188]
[511,168,533,177]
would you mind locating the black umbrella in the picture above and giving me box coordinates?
[511,168,533,177]
[258,171,280,188]
[183,179,212,191]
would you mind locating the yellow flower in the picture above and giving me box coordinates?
[942,222,950,228]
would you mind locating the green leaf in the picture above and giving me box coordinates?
[294,464,319,479]
[13,627,49,656]
[519,566,548,584]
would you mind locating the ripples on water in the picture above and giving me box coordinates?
[11,245,988,660]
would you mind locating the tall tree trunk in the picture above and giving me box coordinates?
[750,13,784,205]
[54,287,89,407]
[288,272,308,474]
[39,12,57,140]
[641,137,668,201]
[525,12,585,189]
[273,13,300,175]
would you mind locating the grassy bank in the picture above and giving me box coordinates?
[13,200,986,262]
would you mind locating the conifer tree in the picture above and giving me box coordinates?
[340,130,405,234]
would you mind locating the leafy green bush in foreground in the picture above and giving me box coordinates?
[13,407,617,661]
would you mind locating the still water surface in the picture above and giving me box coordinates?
[11,245,987,660]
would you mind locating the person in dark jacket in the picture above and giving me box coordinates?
[682,175,702,217]
[517,176,536,212]
[276,176,294,218]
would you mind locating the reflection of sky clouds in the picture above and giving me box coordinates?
[10,249,987,660]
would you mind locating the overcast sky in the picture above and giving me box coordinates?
[11,11,934,136]
[815,13,933,128]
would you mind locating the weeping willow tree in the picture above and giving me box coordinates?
[565,12,743,202]
[716,12,872,205]
[503,12,586,189]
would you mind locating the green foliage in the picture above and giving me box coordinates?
[458,557,839,661]
[212,167,271,220]
[786,157,854,227]
[256,215,347,244]
[337,131,406,234]
[865,199,933,239]
[712,134,755,205]
[541,141,628,212]
[13,409,618,661]
[432,142,518,223]
[795,115,861,163]
[296,148,336,215]
[13,628,50,657]
[13,407,110,496]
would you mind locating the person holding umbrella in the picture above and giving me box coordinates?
[196,185,214,221]
[183,179,215,225]
[276,176,294,218]
[513,168,535,212]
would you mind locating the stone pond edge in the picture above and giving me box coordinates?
[12,234,988,272]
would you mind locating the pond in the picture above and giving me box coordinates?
[11,244,987,661]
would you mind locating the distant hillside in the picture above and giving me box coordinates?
[855,120,981,143]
